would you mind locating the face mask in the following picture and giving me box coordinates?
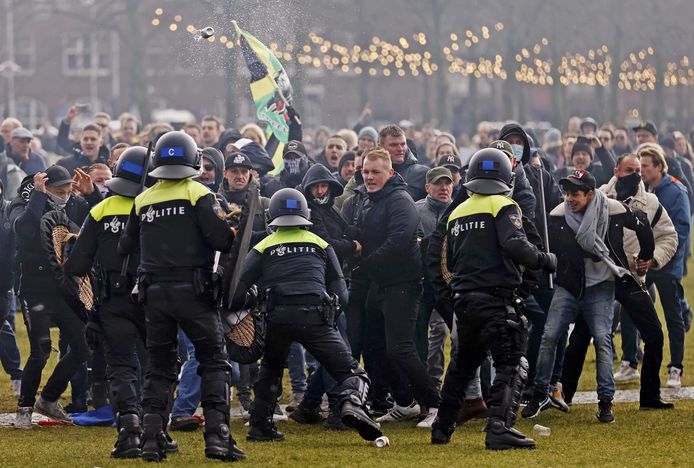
[47,191,69,209]
[285,158,302,175]
[95,184,109,197]
[615,172,641,200]
[511,144,524,162]
[314,194,331,205]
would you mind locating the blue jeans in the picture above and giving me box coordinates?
[288,342,307,394]
[0,291,22,380]
[172,330,200,417]
[172,329,240,417]
[533,282,615,401]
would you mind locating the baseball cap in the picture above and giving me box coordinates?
[489,140,514,160]
[11,127,33,140]
[437,154,462,171]
[224,152,254,169]
[632,120,658,135]
[45,165,73,187]
[559,169,596,191]
[426,166,453,184]
[283,140,307,159]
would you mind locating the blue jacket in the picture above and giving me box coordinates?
[649,174,690,279]
[5,144,46,176]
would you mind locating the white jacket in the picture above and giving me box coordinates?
[600,176,678,280]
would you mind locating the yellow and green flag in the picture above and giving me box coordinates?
[233,21,293,174]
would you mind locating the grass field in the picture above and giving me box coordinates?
[0,267,693,466]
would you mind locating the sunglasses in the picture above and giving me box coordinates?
[203,164,214,171]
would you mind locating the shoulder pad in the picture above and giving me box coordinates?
[90,195,134,222]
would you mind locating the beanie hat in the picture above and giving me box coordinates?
[358,126,378,143]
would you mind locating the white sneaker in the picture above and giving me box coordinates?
[273,404,288,422]
[14,407,33,429]
[11,380,21,399]
[416,408,438,429]
[666,367,682,388]
[376,402,420,423]
[614,362,640,383]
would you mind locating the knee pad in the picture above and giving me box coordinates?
[338,367,371,406]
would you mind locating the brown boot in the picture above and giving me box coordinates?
[456,397,488,424]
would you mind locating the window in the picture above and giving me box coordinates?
[0,97,48,130]
[13,36,37,76]
[62,32,114,76]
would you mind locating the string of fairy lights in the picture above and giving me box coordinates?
[150,7,694,89]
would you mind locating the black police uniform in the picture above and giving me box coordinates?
[118,132,243,462]
[432,149,554,450]
[65,194,145,455]
[233,189,381,443]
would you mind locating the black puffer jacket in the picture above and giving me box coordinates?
[299,164,356,263]
[355,174,422,286]
[9,176,101,296]
[393,149,429,201]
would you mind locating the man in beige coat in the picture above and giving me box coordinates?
[561,153,677,409]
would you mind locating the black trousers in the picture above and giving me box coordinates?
[347,276,390,406]
[19,295,89,407]
[100,294,147,416]
[368,282,440,408]
[439,292,525,423]
[142,282,230,425]
[251,304,360,425]
[561,275,664,401]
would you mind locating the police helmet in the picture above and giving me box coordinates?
[149,131,201,180]
[463,148,514,195]
[106,146,153,197]
[268,188,312,227]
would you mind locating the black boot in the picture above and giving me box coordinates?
[484,418,536,450]
[340,401,382,441]
[431,415,456,445]
[205,422,247,461]
[141,414,168,462]
[111,414,142,459]
[247,418,285,442]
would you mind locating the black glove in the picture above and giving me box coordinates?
[85,317,102,351]
[540,252,557,272]
[245,285,259,309]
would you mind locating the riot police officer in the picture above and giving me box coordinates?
[118,131,245,462]
[64,146,152,458]
[431,148,556,450]
[232,188,382,443]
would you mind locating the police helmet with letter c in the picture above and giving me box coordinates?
[268,188,312,227]
[149,131,201,180]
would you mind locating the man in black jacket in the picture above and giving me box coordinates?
[378,125,429,201]
[11,165,101,428]
[64,147,151,458]
[262,140,312,198]
[57,124,109,175]
[431,148,556,449]
[291,164,361,429]
[522,170,654,424]
[354,148,440,427]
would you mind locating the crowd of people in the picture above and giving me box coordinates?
[0,103,692,459]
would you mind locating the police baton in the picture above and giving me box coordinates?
[536,155,553,289]
[118,141,154,283]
